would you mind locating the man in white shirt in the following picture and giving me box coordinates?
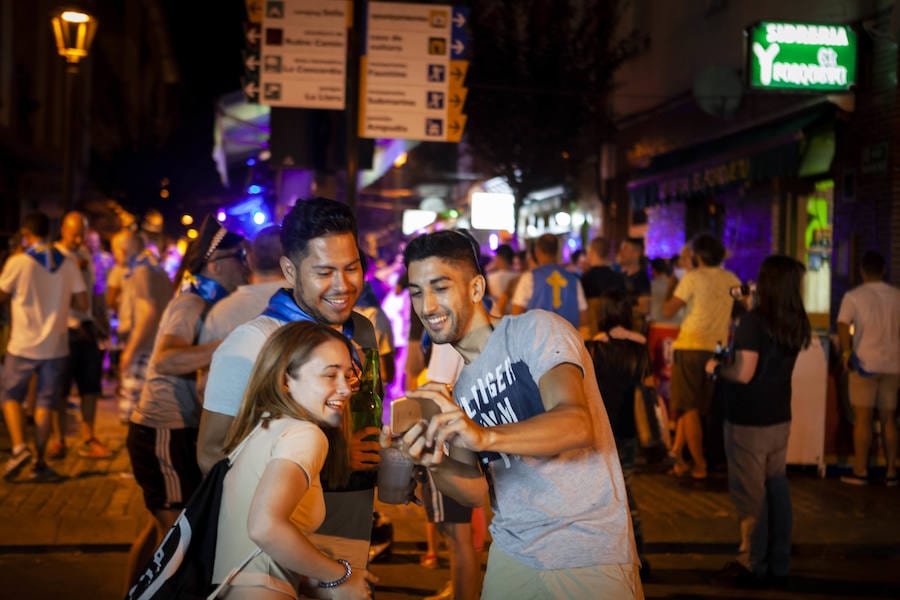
[838,251,900,486]
[196,225,286,400]
[199,198,380,584]
[1,212,88,481]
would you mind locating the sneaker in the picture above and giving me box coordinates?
[77,438,113,459]
[424,581,453,600]
[419,553,439,569]
[3,448,33,480]
[840,472,868,485]
[29,462,63,483]
[46,441,68,461]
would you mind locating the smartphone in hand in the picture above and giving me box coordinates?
[390,397,422,434]
[390,395,444,434]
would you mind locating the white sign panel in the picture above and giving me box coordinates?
[260,0,348,109]
[359,2,468,141]
[471,192,515,232]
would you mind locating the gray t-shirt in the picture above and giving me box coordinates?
[120,263,173,356]
[132,292,207,429]
[454,310,636,570]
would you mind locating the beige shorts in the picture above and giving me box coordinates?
[481,544,643,600]
[848,371,899,411]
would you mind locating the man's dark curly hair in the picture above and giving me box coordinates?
[691,233,726,267]
[280,197,358,263]
[403,230,483,277]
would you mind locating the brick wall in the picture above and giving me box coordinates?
[831,8,899,323]
[721,187,774,283]
[645,191,772,282]
[645,201,685,259]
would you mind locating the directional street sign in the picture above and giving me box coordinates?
[243,22,262,102]
[359,2,470,142]
[242,78,260,103]
[245,23,261,48]
[259,0,349,109]
[244,52,260,72]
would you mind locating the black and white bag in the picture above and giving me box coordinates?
[125,425,262,600]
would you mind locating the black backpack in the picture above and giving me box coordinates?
[125,427,262,600]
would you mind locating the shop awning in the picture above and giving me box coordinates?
[627,105,835,209]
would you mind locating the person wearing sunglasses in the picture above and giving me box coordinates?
[124,216,246,592]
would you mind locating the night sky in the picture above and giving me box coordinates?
[88,0,248,219]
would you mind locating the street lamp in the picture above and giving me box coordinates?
[51,9,97,211]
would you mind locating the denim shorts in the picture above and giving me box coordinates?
[1,354,69,409]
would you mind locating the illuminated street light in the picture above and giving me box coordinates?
[51,8,97,211]
[51,10,97,63]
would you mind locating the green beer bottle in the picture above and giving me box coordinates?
[350,347,383,438]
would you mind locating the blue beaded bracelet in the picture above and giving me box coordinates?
[318,559,352,589]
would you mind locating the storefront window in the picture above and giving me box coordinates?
[802,180,833,318]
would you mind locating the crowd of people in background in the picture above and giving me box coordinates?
[0,202,897,599]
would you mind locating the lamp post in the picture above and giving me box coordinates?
[51,9,97,211]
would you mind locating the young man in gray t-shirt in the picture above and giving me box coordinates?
[395,230,642,599]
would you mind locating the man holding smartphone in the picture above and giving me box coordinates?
[393,230,642,599]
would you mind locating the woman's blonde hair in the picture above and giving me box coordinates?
[223,320,353,487]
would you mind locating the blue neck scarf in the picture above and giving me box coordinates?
[25,243,65,273]
[262,289,359,366]
[262,288,355,338]
[125,250,158,280]
[179,273,230,304]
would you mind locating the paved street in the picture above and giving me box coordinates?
[1,388,898,599]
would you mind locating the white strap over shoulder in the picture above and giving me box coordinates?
[227,412,270,464]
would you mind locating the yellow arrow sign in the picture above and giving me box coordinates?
[446,115,468,143]
[447,88,468,118]
[449,60,469,90]
[447,60,468,141]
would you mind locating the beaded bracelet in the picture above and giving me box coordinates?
[318,559,352,589]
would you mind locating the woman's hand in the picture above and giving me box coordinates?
[349,427,381,471]
[705,358,720,376]
[320,567,371,600]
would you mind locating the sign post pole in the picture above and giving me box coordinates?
[345,0,363,216]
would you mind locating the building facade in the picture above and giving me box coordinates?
[608,0,898,327]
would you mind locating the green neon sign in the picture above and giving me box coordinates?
[748,22,856,92]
